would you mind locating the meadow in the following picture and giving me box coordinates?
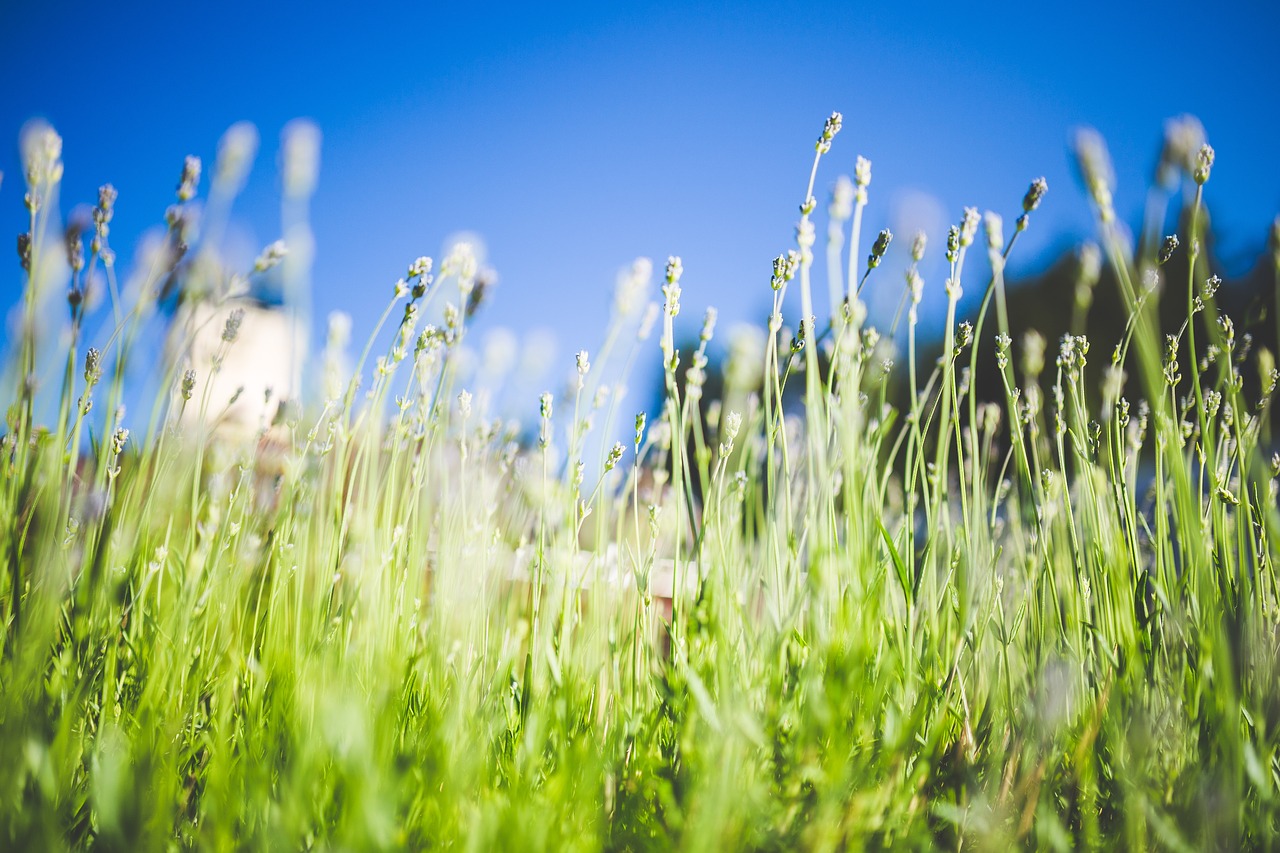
[2,113,1280,850]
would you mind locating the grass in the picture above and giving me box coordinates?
[3,113,1280,850]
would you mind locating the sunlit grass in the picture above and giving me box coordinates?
[3,113,1280,850]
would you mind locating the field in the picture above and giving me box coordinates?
[3,115,1280,850]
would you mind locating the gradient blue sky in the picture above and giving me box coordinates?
[3,0,1278,401]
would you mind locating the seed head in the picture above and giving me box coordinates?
[18,232,31,272]
[1158,234,1179,265]
[181,368,196,401]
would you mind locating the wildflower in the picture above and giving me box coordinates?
[17,233,31,272]
[1163,334,1181,386]
[181,368,196,401]
[111,427,129,455]
[662,256,683,326]
[1158,234,1179,265]
[614,257,651,317]
[281,119,322,199]
[605,441,625,472]
[854,155,871,188]
[328,311,352,349]
[945,225,960,263]
[637,303,659,340]
[692,310,715,348]
[907,270,923,322]
[954,321,973,354]
[829,175,854,221]
[720,410,742,458]
[93,183,117,246]
[221,308,245,343]
[84,348,102,386]
[253,240,288,272]
[911,231,927,263]
[1157,115,1206,186]
[457,389,472,420]
[816,111,842,155]
[796,219,816,258]
[685,353,708,400]
[634,412,646,451]
[1022,329,1046,379]
[1022,176,1048,214]
[1193,143,1215,185]
[21,120,63,200]
[65,226,84,275]
[866,229,892,270]
[215,121,259,192]
[995,333,1012,369]
[176,155,202,202]
[984,211,1004,256]
[1073,127,1115,221]
[771,251,798,290]
[959,207,981,248]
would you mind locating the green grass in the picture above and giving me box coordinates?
[3,114,1280,850]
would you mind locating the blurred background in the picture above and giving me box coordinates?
[3,0,1278,416]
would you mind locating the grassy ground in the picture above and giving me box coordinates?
[3,115,1280,850]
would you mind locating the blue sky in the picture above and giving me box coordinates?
[3,0,1278,406]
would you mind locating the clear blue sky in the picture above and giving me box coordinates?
[3,0,1278,404]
